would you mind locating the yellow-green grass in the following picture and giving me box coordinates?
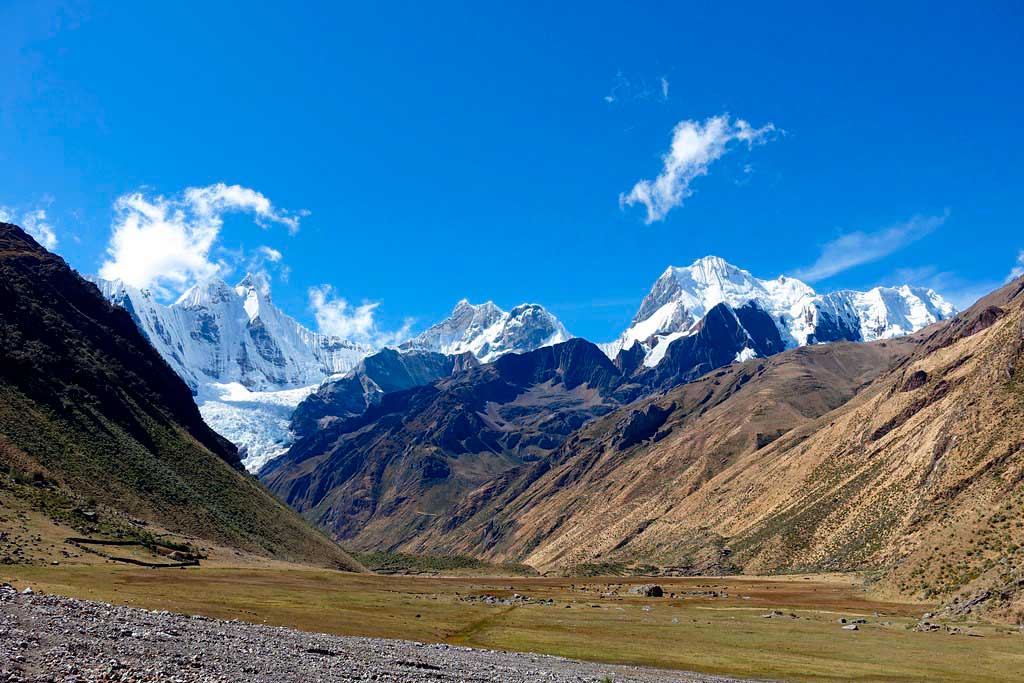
[5,565,1023,683]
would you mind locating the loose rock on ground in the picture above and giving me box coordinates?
[0,583,758,682]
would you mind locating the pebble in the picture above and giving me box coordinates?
[0,584,754,682]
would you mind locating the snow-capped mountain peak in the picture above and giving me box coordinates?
[401,299,571,363]
[604,256,956,365]
[96,273,373,471]
[174,276,237,309]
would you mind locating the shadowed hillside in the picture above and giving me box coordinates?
[262,338,646,549]
[412,339,910,566]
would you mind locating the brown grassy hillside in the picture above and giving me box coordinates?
[416,339,910,565]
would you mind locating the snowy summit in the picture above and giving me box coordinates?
[603,256,955,366]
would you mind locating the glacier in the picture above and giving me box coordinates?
[95,273,372,471]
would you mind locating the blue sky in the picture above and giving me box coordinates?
[2,1,1022,344]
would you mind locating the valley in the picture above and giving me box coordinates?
[1,221,1021,681]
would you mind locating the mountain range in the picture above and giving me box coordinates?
[98,256,953,473]
[602,255,955,366]
[8,217,1023,619]
[260,261,955,555]
[409,276,1024,618]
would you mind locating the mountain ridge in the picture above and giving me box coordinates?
[400,299,571,363]
[603,255,955,365]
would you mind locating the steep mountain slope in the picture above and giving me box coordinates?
[604,256,955,365]
[261,339,642,549]
[408,339,911,563]
[0,223,360,570]
[425,276,1024,616]
[98,284,571,472]
[272,288,951,554]
[400,299,571,362]
[97,275,372,470]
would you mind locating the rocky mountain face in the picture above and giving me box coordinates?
[411,340,912,565]
[261,339,645,549]
[98,284,573,472]
[400,299,571,363]
[603,256,955,366]
[412,276,1024,618]
[0,222,360,569]
[289,348,478,435]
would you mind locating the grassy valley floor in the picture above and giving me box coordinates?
[4,563,1022,682]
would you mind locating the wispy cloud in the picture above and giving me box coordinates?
[0,206,58,249]
[792,213,947,283]
[256,245,283,263]
[604,70,670,105]
[99,183,303,298]
[881,265,989,310]
[1007,250,1024,282]
[620,114,777,223]
[308,284,413,348]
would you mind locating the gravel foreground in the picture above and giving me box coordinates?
[0,583,760,683]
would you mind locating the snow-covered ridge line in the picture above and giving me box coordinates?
[606,255,955,366]
[96,273,371,392]
[400,298,571,363]
[95,277,574,471]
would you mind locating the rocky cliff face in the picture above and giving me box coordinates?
[289,348,477,436]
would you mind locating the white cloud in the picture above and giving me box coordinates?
[660,76,669,100]
[0,206,58,249]
[792,213,947,283]
[257,245,283,263]
[99,183,302,298]
[1007,250,1024,282]
[185,183,303,235]
[308,284,413,347]
[620,115,776,223]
